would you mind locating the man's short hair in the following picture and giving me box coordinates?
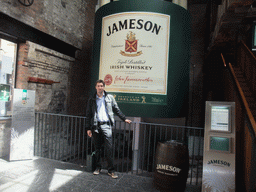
[95,79,105,87]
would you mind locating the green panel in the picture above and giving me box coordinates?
[109,92,167,105]
[91,0,191,118]
[0,84,10,101]
[210,136,230,152]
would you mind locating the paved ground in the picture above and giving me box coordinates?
[0,157,201,192]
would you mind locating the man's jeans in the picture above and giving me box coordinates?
[92,124,114,173]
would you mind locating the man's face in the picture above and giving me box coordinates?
[95,82,105,95]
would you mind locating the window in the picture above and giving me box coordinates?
[0,38,17,116]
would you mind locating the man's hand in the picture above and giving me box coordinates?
[87,130,92,137]
[125,119,132,124]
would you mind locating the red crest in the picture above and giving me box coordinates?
[125,40,137,53]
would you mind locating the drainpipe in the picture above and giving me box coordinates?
[99,0,111,7]
[96,0,112,12]
[172,0,187,10]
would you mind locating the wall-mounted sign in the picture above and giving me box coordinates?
[252,21,256,51]
[0,84,10,102]
[99,12,170,105]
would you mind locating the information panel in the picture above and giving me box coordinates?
[10,89,35,161]
[210,106,230,132]
[203,101,235,192]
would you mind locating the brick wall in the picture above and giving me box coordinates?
[67,1,98,116]
[17,41,75,113]
[16,42,29,89]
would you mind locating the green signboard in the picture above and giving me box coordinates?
[252,21,256,51]
[0,84,10,101]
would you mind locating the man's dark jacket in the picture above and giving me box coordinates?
[85,91,126,131]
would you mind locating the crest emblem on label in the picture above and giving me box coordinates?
[120,31,142,57]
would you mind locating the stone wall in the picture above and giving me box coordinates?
[0,0,91,49]
[187,4,208,127]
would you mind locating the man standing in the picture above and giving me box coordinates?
[86,79,131,179]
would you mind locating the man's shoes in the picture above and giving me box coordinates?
[93,168,101,175]
[108,172,118,179]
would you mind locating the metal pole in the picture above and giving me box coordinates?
[132,117,141,173]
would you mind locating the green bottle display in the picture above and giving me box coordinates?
[91,0,191,118]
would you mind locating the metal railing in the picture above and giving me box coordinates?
[34,112,204,185]
[237,41,256,103]
[132,122,204,185]
[224,49,256,191]
[34,112,87,162]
